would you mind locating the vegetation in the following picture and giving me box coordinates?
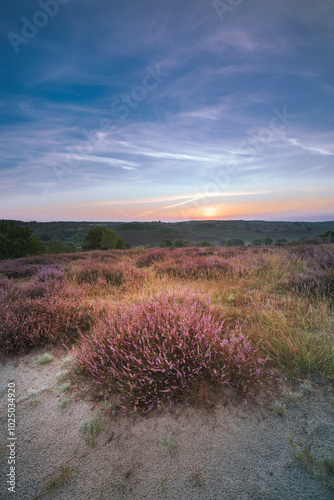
[79,411,104,447]
[289,436,334,490]
[82,227,128,251]
[37,353,55,365]
[0,220,45,260]
[316,231,334,238]
[69,290,268,413]
[226,238,245,247]
[2,219,333,251]
[1,242,334,416]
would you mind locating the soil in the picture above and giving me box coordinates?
[1,347,333,500]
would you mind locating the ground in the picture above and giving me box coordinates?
[1,346,333,500]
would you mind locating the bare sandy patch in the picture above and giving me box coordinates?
[1,349,333,500]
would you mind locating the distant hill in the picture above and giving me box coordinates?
[1,219,334,249]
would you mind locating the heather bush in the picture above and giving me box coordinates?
[155,255,234,279]
[69,291,269,414]
[287,246,334,270]
[69,260,124,286]
[35,265,65,282]
[0,278,95,354]
[279,270,334,298]
[68,259,147,291]
[0,259,41,278]
[135,248,168,267]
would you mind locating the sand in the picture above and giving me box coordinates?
[1,346,333,500]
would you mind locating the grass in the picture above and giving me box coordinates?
[282,389,303,405]
[78,411,104,447]
[56,369,70,381]
[59,382,71,392]
[289,437,334,490]
[57,398,70,409]
[19,386,50,404]
[270,400,287,417]
[32,453,87,500]
[46,465,73,492]
[37,353,55,365]
[161,437,178,457]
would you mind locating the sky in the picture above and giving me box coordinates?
[0,0,334,222]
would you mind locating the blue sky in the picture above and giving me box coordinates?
[1,0,333,222]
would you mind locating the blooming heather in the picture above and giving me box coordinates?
[0,276,94,354]
[69,290,269,414]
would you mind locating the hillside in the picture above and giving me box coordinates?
[2,219,334,250]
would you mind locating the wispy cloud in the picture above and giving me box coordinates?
[0,0,333,221]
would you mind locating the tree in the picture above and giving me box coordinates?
[46,241,76,254]
[252,239,263,246]
[316,231,334,238]
[82,227,127,251]
[264,237,272,245]
[160,239,173,247]
[226,239,245,247]
[173,239,187,248]
[101,229,119,250]
[82,227,106,250]
[0,220,46,260]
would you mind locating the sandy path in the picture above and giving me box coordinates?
[1,347,333,500]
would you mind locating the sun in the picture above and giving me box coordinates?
[202,206,218,218]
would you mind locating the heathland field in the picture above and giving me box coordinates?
[0,244,333,499]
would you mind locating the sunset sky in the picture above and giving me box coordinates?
[1,0,333,222]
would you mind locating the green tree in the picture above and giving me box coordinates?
[252,239,263,246]
[264,237,272,245]
[160,239,173,247]
[82,227,127,251]
[173,239,187,248]
[226,239,245,247]
[46,241,76,254]
[0,221,46,260]
[101,229,120,250]
[316,231,334,238]
[82,227,106,250]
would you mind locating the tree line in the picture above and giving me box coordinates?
[0,221,129,260]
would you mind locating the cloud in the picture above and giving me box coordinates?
[0,0,333,220]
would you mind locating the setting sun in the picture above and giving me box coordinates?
[202,206,219,218]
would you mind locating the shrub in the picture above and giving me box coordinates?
[0,278,94,354]
[69,260,124,286]
[35,265,65,282]
[68,260,147,291]
[69,291,269,414]
[288,246,334,270]
[279,270,334,299]
[0,260,41,279]
[155,254,234,279]
[135,248,168,267]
